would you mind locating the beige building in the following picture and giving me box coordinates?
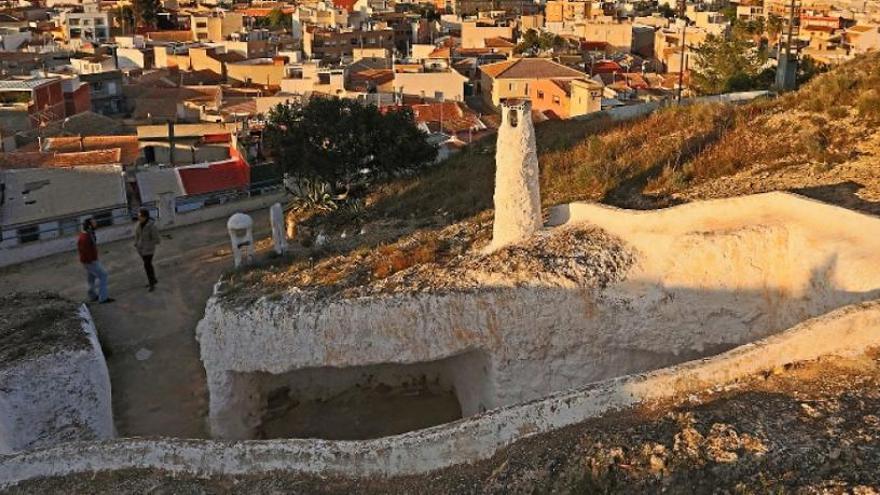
[280,62,346,96]
[71,54,115,74]
[545,0,591,23]
[520,14,544,30]
[528,77,602,118]
[226,58,286,87]
[654,23,709,72]
[393,70,468,101]
[190,12,244,42]
[479,57,587,108]
[579,18,634,52]
[846,24,880,55]
[461,20,515,49]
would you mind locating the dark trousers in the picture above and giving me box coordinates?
[141,254,157,286]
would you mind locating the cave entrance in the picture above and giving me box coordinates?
[255,350,490,440]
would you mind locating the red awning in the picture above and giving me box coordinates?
[177,158,250,196]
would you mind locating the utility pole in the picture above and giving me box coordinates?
[776,0,800,90]
[676,0,687,104]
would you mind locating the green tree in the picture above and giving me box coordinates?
[263,97,437,191]
[766,14,784,42]
[515,29,565,55]
[132,0,161,29]
[658,3,676,18]
[720,5,738,24]
[690,34,768,95]
[266,7,290,29]
[117,5,135,35]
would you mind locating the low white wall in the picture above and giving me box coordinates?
[2,299,878,487]
[586,90,770,123]
[0,305,113,455]
[0,193,284,269]
[0,223,133,269]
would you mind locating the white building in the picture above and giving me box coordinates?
[59,3,110,43]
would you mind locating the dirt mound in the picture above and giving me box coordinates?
[0,292,87,365]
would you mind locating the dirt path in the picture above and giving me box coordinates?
[0,210,271,438]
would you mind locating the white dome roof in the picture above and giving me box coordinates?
[227,212,253,230]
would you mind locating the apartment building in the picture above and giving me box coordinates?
[59,2,110,43]
[545,0,591,23]
[461,20,515,49]
[190,12,244,42]
[303,27,395,61]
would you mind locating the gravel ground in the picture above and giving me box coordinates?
[8,349,879,495]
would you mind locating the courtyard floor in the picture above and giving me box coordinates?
[0,209,272,439]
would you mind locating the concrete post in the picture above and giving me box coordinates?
[270,203,287,255]
[227,213,254,268]
[156,192,176,228]
[487,99,542,252]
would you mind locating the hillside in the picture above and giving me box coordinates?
[225,52,880,298]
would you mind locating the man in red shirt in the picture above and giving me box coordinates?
[77,218,114,304]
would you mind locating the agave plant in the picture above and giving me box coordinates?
[285,177,347,213]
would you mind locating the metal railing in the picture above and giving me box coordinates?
[173,178,284,213]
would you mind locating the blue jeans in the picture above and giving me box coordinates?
[83,261,109,302]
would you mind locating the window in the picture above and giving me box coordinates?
[17,225,39,244]
[537,90,544,99]
[508,83,514,90]
[95,18,104,25]
[434,91,444,100]
[196,21,207,28]
[69,18,80,26]
[60,218,78,236]
[93,210,113,228]
[552,95,561,104]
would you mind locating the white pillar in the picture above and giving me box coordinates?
[487,100,542,252]
[270,203,287,255]
[227,213,254,268]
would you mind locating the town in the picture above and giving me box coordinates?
[1,0,880,491]
[0,0,878,259]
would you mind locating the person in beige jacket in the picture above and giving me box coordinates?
[134,208,160,292]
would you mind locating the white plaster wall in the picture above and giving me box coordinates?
[3,299,879,487]
[198,193,880,439]
[0,306,113,454]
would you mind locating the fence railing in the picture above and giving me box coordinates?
[173,178,284,213]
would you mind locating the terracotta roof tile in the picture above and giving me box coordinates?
[484,37,515,48]
[428,47,451,58]
[410,101,483,133]
[0,149,122,170]
[480,58,586,79]
[43,136,140,166]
